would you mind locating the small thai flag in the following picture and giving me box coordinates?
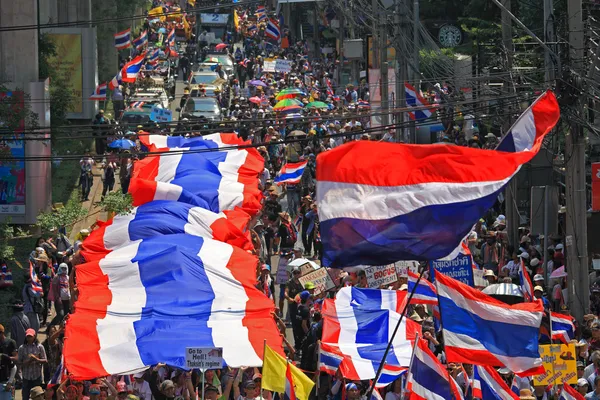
[167,28,175,47]
[407,271,438,305]
[49,355,68,386]
[256,6,267,22]
[265,18,280,40]
[121,53,146,83]
[133,30,148,50]
[114,28,132,50]
[147,48,160,63]
[130,101,145,109]
[247,24,257,32]
[319,343,343,375]
[89,83,107,100]
[29,262,43,294]
[274,161,307,186]
[405,82,434,120]
[108,70,122,91]
[326,78,334,97]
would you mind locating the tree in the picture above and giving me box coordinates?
[99,192,133,216]
[36,202,88,234]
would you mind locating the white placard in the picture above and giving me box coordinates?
[364,265,398,288]
[298,268,336,295]
[395,261,419,277]
[185,347,223,370]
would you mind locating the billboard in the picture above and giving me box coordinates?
[592,163,600,211]
[47,33,83,114]
[0,91,26,214]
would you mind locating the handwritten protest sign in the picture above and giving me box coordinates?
[298,268,336,295]
[364,265,398,288]
[532,344,577,386]
[395,261,419,277]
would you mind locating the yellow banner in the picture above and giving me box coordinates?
[532,344,577,386]
[47,33,83,114]
[149,6,166,21]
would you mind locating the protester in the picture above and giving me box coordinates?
[18,329,46,400]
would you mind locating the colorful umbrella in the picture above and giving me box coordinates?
[274,99,303,109]
[249,96,262,104]
[249,80,267,87]
[215,43,228,50]
[275,93,300,100]
[277,105,302,112]
[305,101,329,109]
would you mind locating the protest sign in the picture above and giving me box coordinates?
[473,269,486,288]
[275,257,290,284]
[532,344,577,386]
[275,59,292,73]
[186,347,223,369]
[429,254,474,286]
[263,59,276,72]
[395,261,419,277]
[364,265,398,288]
[298,268,336,295]
[150,106,172,122]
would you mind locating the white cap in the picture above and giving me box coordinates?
[534,286,544,292]
[556,243,564,250]
[399,284,408,291]
[530,258,540,267]
[519,252,530,259]
[533,274,544,281]
[484,270,496,277]
[577,378,589,387]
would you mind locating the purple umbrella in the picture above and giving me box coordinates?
[249,80,267,87]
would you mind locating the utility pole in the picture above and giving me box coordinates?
[543,0,556,84]
[394,0,408,141]
[380,9,389,127]
[412,0,419,82]
[500,0,519,248]
[566,0,589,321]
[337,11,345,90]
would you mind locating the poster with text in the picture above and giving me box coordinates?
[0,91,26,214]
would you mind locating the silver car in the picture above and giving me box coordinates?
[178,97,222,122]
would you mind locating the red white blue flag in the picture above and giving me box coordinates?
[89,83,107,100]
[519,259,535,302]
[114,28,131,50]
[274,161,308,185]
[133,30,148,50]
[550,312,575,344]
[108,70,122,91]
[167,28,176,47]
[121,53,146,83]
[316,91,560,268]
[405,82,434,120]
[29,262,43,293]
[265,18,280,40]
[472,365,519,400]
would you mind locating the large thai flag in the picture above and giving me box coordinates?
[89,83,107,100]
[128,147,264,215]
[265,18,280,40]
[407,339,464,400]
[133,30,148,50]
[121,53,146,83]
[519,259,535,301]
[140,133,248,152]
[108,71,122,91]
[435,273,544,375]
[81,201,253,262]
[316,90,559,268]
[560,383,586,400]
[405,83,434,120]
[114,28,131,50]
[550,312,575,344]
[321,287,420,381]
[63,234,282,380]
[472,365,519,400]
[274,161,308,186]
[334,286,407,313]
[407,271,438,305]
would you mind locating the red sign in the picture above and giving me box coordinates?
[592,163,600,211]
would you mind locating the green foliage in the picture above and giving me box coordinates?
[49,72,75,131]
[0,219,15,262]
[38,33,57,80]
[100,192,134,215]
[37,201,87,234]
[419,48,456,80]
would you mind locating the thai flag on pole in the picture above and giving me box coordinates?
[435,272,544,375]
[405,83,434,120]
[108,70,122,91]
[140,133,248,152]
[274,161,308,185]
[407,271,438,305]
[560,383,586,400]
[256,6,267,22]
[133,30,148,50]
[80,201,253,262]
[265,18,280,40]
[321,288,420,382]
[315,90,560,268]
[147,48,160,64]
[167,28,176,47]
[114,28,132,50]
[519,259,535,302]
[49,356,68,386]
[326,78,334,97]
[550,312,575,344]
[407,339,464,400]
[319,343,407,388]
[89,83,107,100]
[63,234,283,380]
[29,262,43,294]
[247,24,257,32]
[121,53,146,83]
[510,377,520,396]
[472,365,519,400]
[128,147,264,215]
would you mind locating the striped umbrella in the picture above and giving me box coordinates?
[273,98,303,110]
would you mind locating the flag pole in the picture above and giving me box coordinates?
[316,341,321,392]
[433,278,458,400]
[401,332,419,400]
[365,268,425,400]
[261,339,267,400]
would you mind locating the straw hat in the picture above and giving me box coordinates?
[519,389,535,400]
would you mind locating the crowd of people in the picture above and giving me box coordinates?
[0,1,592,400]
